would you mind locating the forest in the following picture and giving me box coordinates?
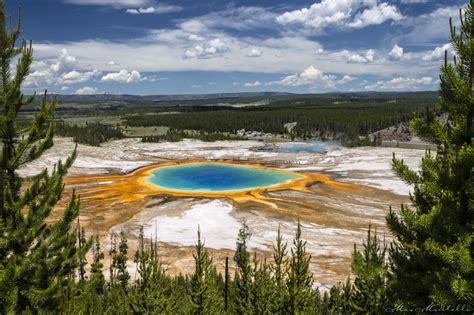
[1,0,473,314]
[123,99,435,144]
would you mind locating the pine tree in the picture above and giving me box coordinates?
[272,225,288,313]
[130,226,175,314]
[350,225,388,313]
[0,4,86,312]
[285,221,314,314]
[252,254,276,314]
[190,227,223,314]
[90,235,105,293]
[113,231,130,290]
[388,0,474,308]
[108,232,117,287]
[233,222,254,314]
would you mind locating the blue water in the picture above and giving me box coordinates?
[148,163,301,192]
[275,142,327,153]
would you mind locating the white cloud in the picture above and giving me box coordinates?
[389,44,404,60]
[365,76,434,90]
[50,49,77,73]
[75,86,98,95]
[276,0,402,31]
[101,69,142,83]
[337,75,355,84]
[192,84,202,88]
[347,49,375,63]
[22,49,102,89]
[348,2,402,28]
[244,81,262,87]
[59,69,100,85]
[184,38,228,59]
[400,0,429,3]
[277,66,336,87]
[107,60,118,66]
[246,48,262,57]
[125,4,182,14]
[188,34,205,41]
[65,0,152,7]
[422,43,451,61]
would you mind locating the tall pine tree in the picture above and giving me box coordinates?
[233,221,254,314]
[190,227,223,314]
[388,0,474,307]
[284,221,314,314]
[0,3,85,312]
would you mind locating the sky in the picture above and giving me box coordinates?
[7,0,466,95]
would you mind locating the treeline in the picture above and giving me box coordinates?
[58,222,388,314]
[55,121,124,146]
[124,102,432,144]
[142,128,246,143]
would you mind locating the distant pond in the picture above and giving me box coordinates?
[254,141,338,154]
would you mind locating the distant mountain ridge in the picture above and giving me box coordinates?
[39,91,438,102]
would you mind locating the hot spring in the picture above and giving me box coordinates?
[147,162,302,192]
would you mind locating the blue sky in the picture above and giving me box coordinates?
[8,0,466,95]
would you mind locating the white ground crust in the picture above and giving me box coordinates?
[19,137,425,196]
[122,198,364,258]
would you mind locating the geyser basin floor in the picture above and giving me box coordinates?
[147,162,302,192]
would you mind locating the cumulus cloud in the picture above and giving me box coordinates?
[184,38,228,59]
[246,48,262,57]
[348,2,402,28]
[276,0,402,31]
[277,66,335,87]
[50,49,77,73]
[347,49,375,63]
[337,75,356,84]
[422,43,451,61]
[365,76,434,90]
[389,44,404,60]
[125,4,182,14]
[59,69,100,85]
[101,69,142,83]
[244,81,262,87]
[75,86,98,95]
[23,49,101,89]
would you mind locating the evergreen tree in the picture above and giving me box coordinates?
[233,222,254,314]
[190,227,223,314]
[130,226,175,313]
[0,4,86,312]
[108,232,117,287]
[272,225,288,313]
[113,231,130,289]
[90,235,105,293]
[388,0,474,307]
[285,221,314,314]
[251,254,276,314]
[350,225,388,313]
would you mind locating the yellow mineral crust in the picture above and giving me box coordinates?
[64,160,353,205]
